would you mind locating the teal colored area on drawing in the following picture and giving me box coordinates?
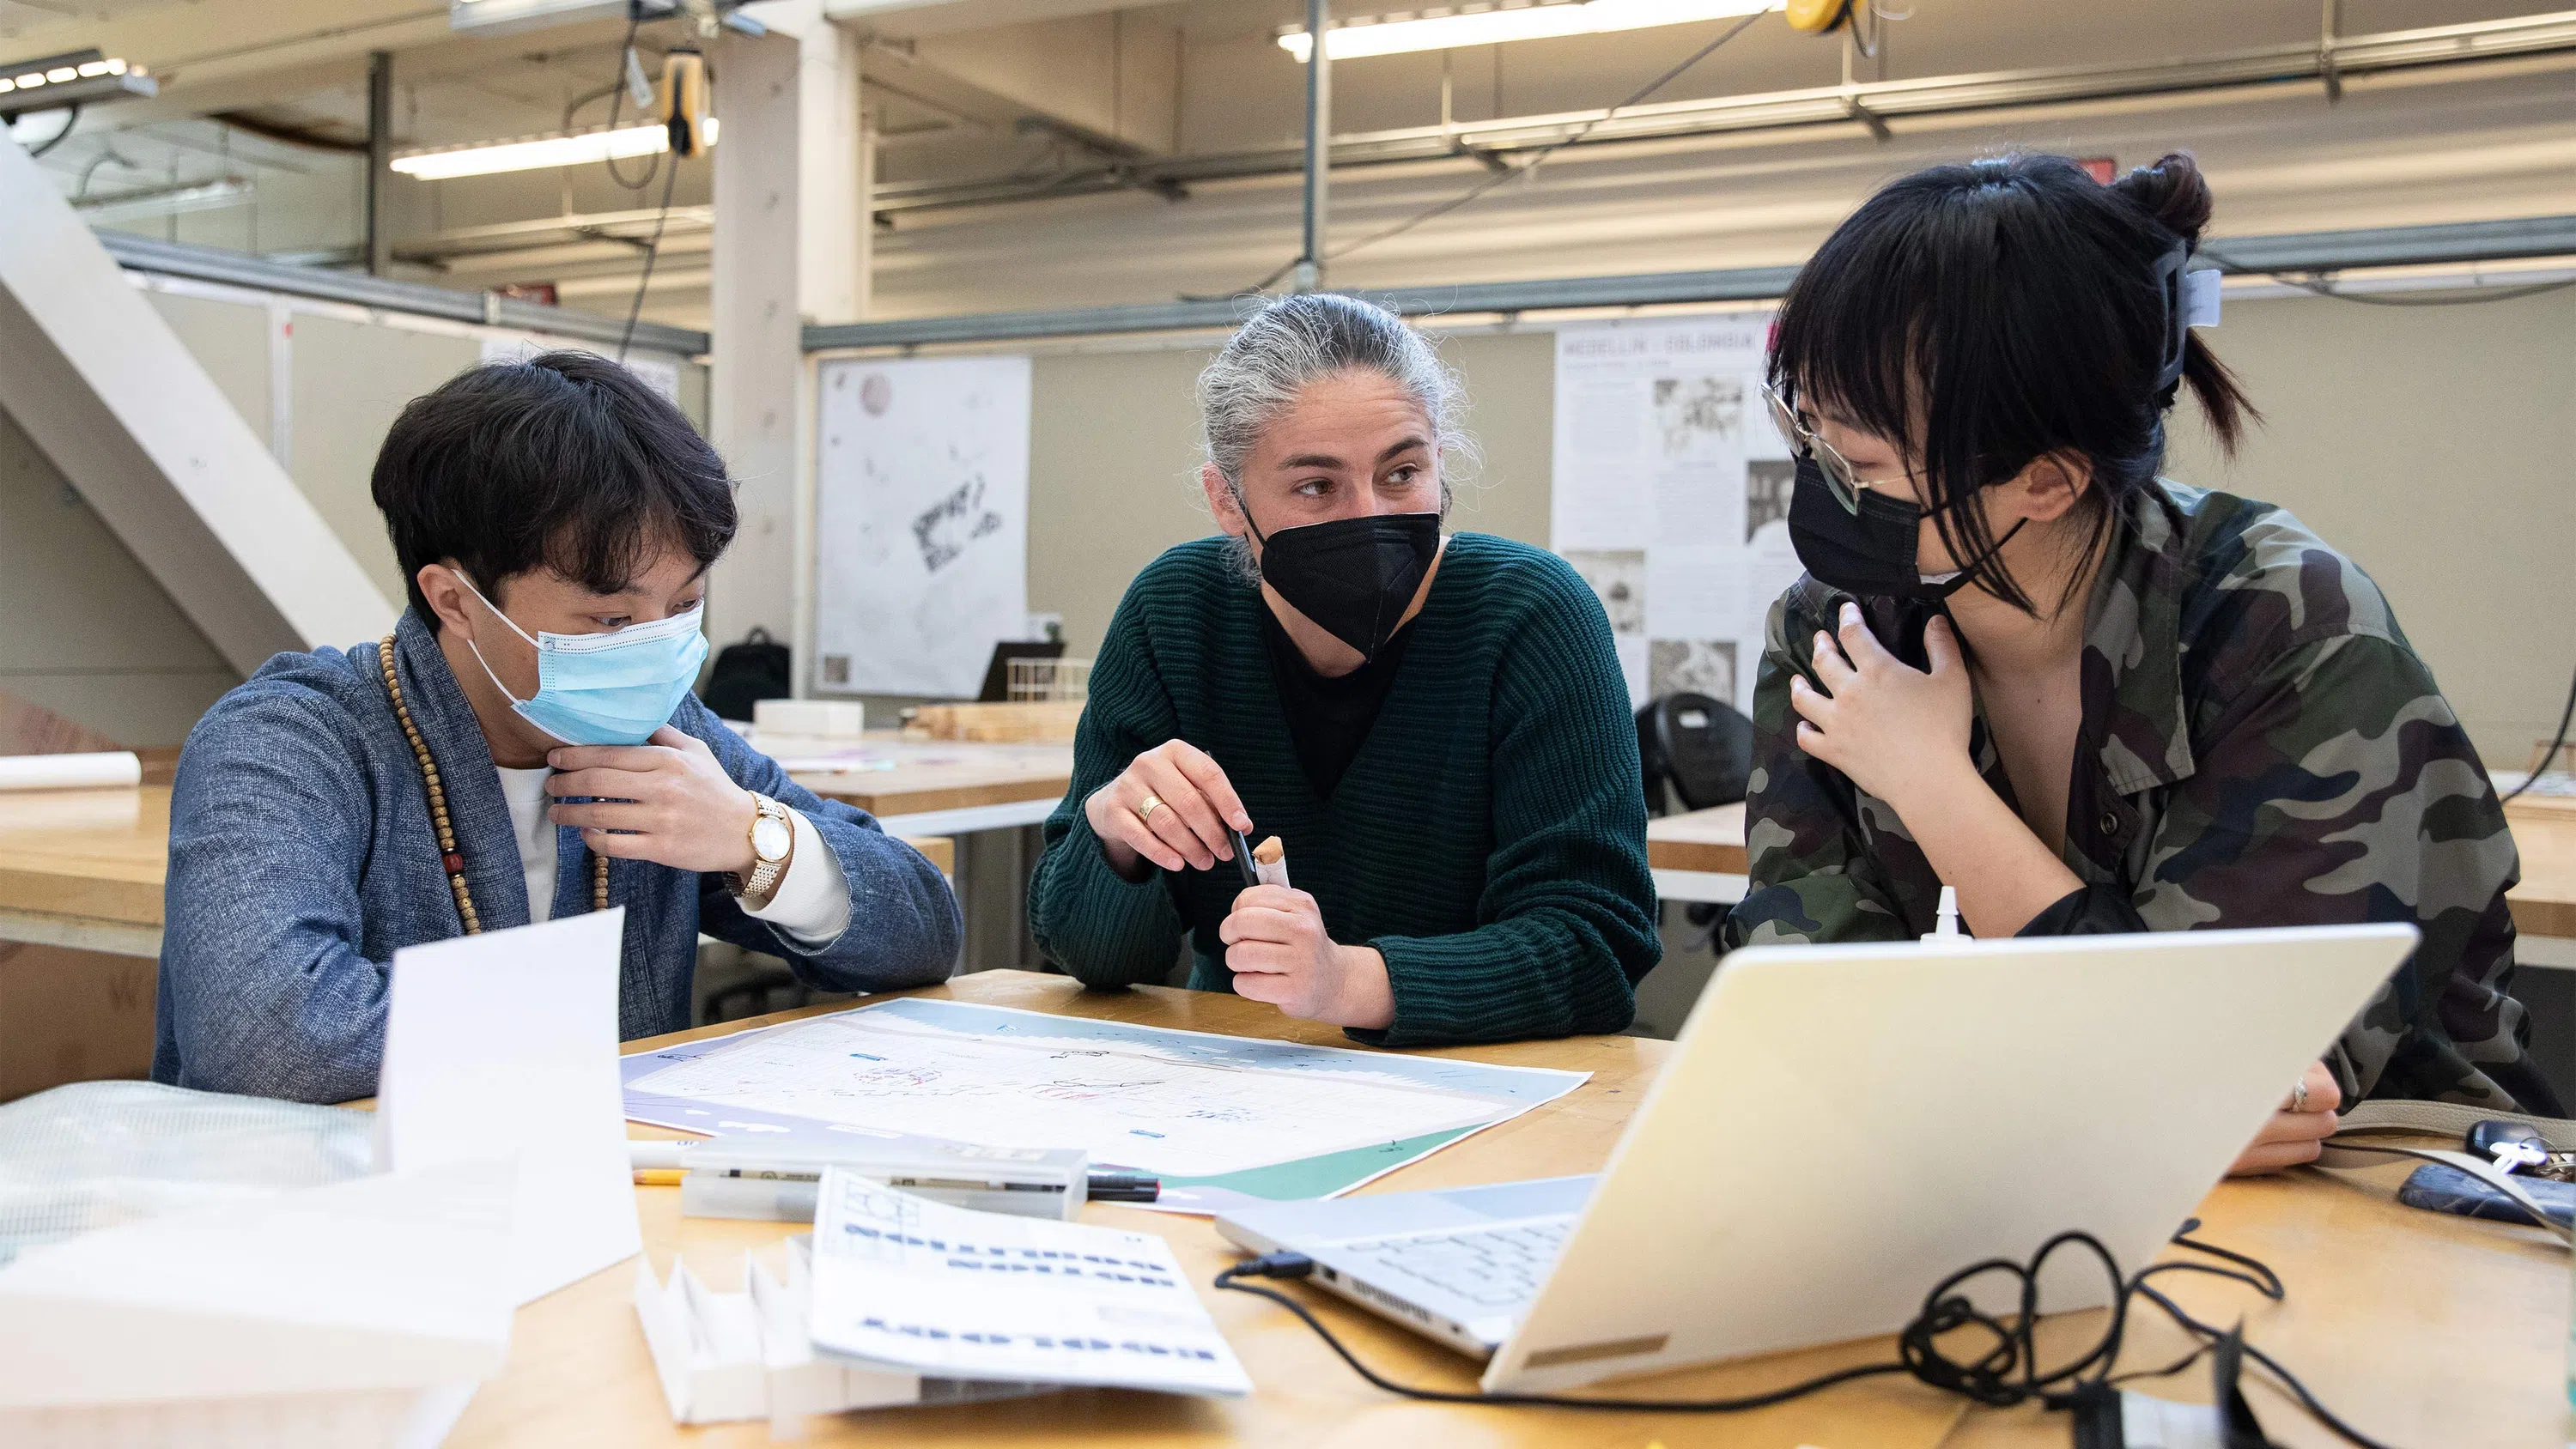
[1158,1127,1478,1202]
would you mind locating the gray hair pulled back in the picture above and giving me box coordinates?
[1198,293,1473,501]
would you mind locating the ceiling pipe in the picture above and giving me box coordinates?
[865,8,2576,217]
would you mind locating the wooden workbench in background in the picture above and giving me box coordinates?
[0,785,958,961]
[1645,800,2576,945]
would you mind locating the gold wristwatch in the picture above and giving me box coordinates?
[729,792,794,904]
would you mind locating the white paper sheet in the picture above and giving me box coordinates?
[808,1174,1250,1397]
[377,911,640,1304]
[627,1007,1510,1179]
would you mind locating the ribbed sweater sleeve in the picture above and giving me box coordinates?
[1356,556,1659,1046]
[1025,575,1188,986]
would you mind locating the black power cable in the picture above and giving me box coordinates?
[600,13,664,194]
[2504,664,2576,805]
[22,102,82,159]
[617,145,680,363]
[1215,1219,2398,1446]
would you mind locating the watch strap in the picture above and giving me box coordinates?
[732,793,793,903]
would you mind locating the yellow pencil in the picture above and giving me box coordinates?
[633,1167,686,1186]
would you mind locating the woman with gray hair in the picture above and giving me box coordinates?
[1027,294,1659,1046]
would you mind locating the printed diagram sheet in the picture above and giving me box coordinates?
[811,355,1032,699]
[623,999,1588,1206]
[808,1173,1250,1398]
[1551,312,1794,714]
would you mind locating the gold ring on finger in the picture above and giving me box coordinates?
[1136,793,1163,824]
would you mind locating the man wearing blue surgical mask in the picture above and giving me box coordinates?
[153,351,961,1103]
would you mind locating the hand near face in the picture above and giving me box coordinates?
[1219,885,1394,1031]
[1787,603,1977,811]
[544,724,758,876]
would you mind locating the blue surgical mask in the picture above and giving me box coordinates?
[453,572,709,747]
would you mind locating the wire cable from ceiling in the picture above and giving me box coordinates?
[23,103,84,159]
[617,141,682,363]
[599,11,663,193]
[1233,7,1774,296]
[2197,247,2576,307]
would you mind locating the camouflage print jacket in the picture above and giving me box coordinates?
[1723,479,2560,1114]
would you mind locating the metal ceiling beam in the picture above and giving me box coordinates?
[94,231,711,355]
[800,214,2576,351]
[871,8,2576,216]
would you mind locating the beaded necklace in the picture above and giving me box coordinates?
[379,636,606,932]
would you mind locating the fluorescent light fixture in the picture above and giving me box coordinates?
[390,118,716,180]
[1279,0,1779,62]
[448,0,629,36]
[0,47,151,108]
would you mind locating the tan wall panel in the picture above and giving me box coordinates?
[1019,329,1558,663]
[993,290,2565,773]
[2164,288,2576,768]
[0,404,237,748]
[288,314,483,613]
[143,291,270,440]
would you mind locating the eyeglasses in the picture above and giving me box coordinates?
[1761,380,1893,516]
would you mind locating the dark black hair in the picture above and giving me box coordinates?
[371,350,736,620]
[1767,150,2257,615]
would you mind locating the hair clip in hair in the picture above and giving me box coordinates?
[2151,241,2191,395]
[2181,268,2222,329]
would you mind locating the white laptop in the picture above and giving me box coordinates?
[1215,924,2415,1396]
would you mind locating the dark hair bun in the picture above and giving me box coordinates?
[2110,151,2215,247]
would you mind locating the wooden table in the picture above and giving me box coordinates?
[444,969,2567,1448]
[767,731,1072,837]
[1646,802,2576,953]
[0,786,956,959]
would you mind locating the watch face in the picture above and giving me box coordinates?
[752,815,793,862]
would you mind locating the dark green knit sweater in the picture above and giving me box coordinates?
[1025,532,1661,1047]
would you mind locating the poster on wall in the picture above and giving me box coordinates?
[812,355,1033,699]
[1549,313,1797,717]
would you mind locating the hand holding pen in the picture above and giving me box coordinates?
[1083,739,1255,881]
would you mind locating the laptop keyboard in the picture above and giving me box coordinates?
[1336,1216,1574,1310]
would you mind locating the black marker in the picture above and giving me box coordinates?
[1089,1170,1162,1203]
[1228,827,1261,887]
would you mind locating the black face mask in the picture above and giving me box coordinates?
[1784,453,2022,602]
[1242,506,1442,663]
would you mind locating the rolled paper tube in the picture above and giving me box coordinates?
[1253,835,1291,888]
[0,751,142,792]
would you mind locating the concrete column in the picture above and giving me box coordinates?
[708,3,868,694]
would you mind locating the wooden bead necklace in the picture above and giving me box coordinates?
[379,636,606,933]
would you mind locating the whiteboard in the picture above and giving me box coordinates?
[813,355,1032,698]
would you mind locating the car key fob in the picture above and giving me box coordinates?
[2467,1119,2550,1173]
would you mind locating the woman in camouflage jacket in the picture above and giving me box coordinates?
[1724,152,2560,1176]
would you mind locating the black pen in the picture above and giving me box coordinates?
[1089,1170,1162,1203]
[1228,827,1261,887]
